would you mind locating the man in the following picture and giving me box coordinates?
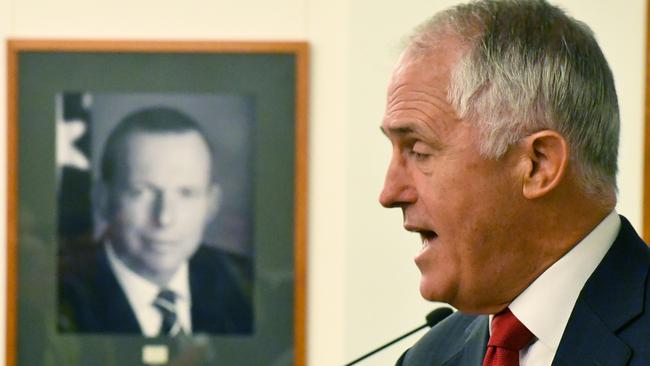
[380,1,650,365]
[58,106,253,336]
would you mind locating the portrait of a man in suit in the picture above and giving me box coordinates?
[379,0,650,365]
[58,105,253,336]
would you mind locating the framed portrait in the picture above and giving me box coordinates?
[7,40,308,365]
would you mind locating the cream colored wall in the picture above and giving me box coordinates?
[0,0,646,365]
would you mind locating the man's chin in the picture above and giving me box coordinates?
[418,276,461,306]
[419,279,445,302]
[138,262,182,285]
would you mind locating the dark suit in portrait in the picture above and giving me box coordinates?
[58,244,253,335]
[397,216,650,366]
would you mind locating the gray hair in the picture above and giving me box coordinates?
[408,0,619,197]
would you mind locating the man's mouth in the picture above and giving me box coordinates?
[144,237,178,250]
[404,223,438,253]
[419,230,437,251]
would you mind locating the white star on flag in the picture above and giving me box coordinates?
[56,94,90,170]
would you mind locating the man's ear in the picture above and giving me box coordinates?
[92,180,116,239]
[520,130,569,199]
[93,180,112,221]
[207,183,222,222]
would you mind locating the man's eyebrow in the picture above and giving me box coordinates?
[380,123,419,137]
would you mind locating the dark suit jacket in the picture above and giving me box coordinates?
[397,216,650,365]
[58,244,253,335]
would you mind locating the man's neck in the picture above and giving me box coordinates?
[107,242,179,287]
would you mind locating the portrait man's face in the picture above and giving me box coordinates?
[100,130,220,285]
[379,41,533,312]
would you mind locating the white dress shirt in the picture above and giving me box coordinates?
[489,210,620,366]
[105,243,193,337]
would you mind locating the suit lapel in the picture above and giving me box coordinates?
[396,313,487,366]
[552,300,630,366]
[189,256,215,333]
[189,247,230,333]
[434,316,488,366]
[452,316,489,366]
[95,249,142,333]
[552,216,647,366]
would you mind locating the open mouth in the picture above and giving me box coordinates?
[420,230,437,250]
[404,223,438,253]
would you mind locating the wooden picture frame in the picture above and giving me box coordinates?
[645,0,650,241]
[7,40,308,366]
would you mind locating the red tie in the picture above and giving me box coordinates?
[482,308,534,366]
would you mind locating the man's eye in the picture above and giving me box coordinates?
[127,187,145,196]
[179,187,200,198]
[411,151,431,161]
[409,150,431,161]
[409,141,433,161]
[123,186,152,198]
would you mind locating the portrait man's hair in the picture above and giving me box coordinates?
[100,106,216,185]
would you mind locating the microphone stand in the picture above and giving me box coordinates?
[343,323,429,366]
[343,307,453,366]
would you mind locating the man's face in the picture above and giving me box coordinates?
[379,43,531,313]
[102,131,219,285]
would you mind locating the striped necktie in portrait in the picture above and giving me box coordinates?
[153,289,182,336]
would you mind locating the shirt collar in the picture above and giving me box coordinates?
[508,210,620,351]
[105,242,191,307]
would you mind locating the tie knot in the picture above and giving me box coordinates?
[154,289,177,310]
[488,308,534,351]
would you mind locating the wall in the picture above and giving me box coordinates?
[0,0,646,365]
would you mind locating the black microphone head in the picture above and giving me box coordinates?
[425,307,453,327]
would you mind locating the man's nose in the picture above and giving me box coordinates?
[379,154,417,208]
[153,191,176,227]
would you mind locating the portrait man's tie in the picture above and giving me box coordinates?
[482,308,534,366]
[153,289,182,336]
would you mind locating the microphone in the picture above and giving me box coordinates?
[343,307,454,366]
